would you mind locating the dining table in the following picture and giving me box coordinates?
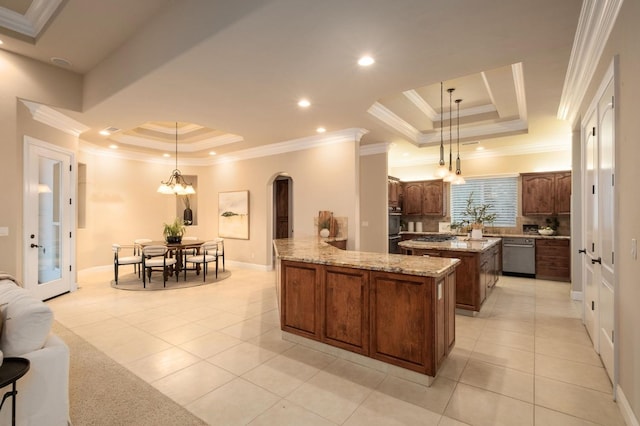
[139,240,205,275]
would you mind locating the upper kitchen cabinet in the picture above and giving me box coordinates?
[388,177,401,208]
[401,180,445,216]
[521,171,572,216]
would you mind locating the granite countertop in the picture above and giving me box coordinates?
[399,231,570,240]
[398,237,502,252]
[273,237,459,278]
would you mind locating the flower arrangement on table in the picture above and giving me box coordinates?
[451,192,497,238]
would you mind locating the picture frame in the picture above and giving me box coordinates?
[218,190,249,239]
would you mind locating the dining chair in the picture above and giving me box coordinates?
[141,245,178,288]
[215,237,225,271]
[112,244,142,285]
[183,241,218,281]
[133,238,152,277]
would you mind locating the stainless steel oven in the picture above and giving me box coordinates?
[389,213,401,235]
[502,237,535,277]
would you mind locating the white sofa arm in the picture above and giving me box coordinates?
[0,334,70,426]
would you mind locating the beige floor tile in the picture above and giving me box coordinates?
[246,327,296,354]
[136,314,193,334]
[534,376,624,425]
[151,360,236,406]
[155,321,212,345]
[438,416,471,426]
[459,359,534,403]
[207,341,279,375]
[452,335,476,352]
[124,346,200,382]
[102,334,173,364]
[534,354,612,393]
[220,318,277,340]
[444,382,533,426]
[470,340,535,373]
[483,317,534,335]
[249,400,337,426]
[344,390,442,426]
[323,358,386,389]
[534,406,601,426]
[178,330,243,358]
[534,336,602,367]
[376,374,457,414]
[186,378,280,425]
[242,351,324,397]
[193,311,245,330]
[438,347,471,381]
[479,327,534,352]
[278,345,337,369]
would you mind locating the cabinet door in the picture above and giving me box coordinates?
[281,261,321,339]
[422,180,445,215]
[522,174,555,215]
[388,179,399,207]
[555,172,572,215]
[322,266,369,354]
[403,183,423,215]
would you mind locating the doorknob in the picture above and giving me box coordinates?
[591,257,602,264]
[578,248,586,254]
[30,243,40,248]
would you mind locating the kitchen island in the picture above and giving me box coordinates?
[399,236,502,313]
[273,237,460,379]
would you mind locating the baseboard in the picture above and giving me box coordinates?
[617,385,640,426]
[571,291,583,301]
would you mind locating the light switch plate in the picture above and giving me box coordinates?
[0,227,8,236]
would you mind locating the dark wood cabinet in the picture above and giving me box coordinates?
[388,177,401,208]
[521,171,572,216]
[536,239,571,282]
[281,261,321,339]
[326,239,347,250]
[401,180,445,216]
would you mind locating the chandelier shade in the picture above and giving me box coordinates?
[157,122,196,195]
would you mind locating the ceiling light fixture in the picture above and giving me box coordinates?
[109,144,118,149]
[316,127,326,133]
[443,88,456,182]
[298,99,311,108]
[435,82,449,178]
[157,122,195,195]
[209,151,217,156]
[358,56,374,66]
[99,130,110,136]
[452,98,466,185]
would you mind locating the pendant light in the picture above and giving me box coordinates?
[452,98,466,185]
[435,82,449,178]
[443,88,455,182]
[157,122,196,195]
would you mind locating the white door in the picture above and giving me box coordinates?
[583,111,598,348]
[23,137,75,300]
[597,81,615,382]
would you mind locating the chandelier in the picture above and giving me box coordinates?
[157,122,196,195]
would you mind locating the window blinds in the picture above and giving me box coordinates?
[450,176,518,227]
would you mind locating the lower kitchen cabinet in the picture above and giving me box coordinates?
[536,239,571,282]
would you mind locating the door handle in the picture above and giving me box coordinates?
[30,243,40,248]
[578,249,586,254]
[591,257,602,264]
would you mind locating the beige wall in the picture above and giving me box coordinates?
[359,151,388,253]
[0,50,82,279]
[577,0,640,419]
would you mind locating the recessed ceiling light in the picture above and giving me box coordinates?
[476,146,485,151]
[99,130,110,136]
[298,99,311,108]
[108,144,118,149]
[209,151,217,156]
[163,153,170,158]
[0,39,4,45]
[50,57,72,67]
[316,127,326,133]
[358,56,375,66]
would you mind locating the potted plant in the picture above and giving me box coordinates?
[451,192,497,239]
[163,217,186,243]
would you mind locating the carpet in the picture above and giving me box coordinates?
[52,322,208,426]
[110,269,231,291]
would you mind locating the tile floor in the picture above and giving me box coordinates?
[47,268,625,426]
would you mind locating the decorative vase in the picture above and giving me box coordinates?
[183,208,193,225]
[320,228,330,238]
[471,226,483,240]
[166,235,182,244]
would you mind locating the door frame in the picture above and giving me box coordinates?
[23,135,77,299]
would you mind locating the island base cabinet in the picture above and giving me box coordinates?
[322,266,370,355]
[281,261,321,339]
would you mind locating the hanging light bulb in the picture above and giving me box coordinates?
[452,98,466,185]
[443,88,455,182]
[435,82,449,178]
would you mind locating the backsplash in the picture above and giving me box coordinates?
[401,215,570,236]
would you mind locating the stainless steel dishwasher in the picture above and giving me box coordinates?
[502,237,536,277]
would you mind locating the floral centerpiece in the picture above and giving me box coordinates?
[451,192,497,239]
[163,217,186,243]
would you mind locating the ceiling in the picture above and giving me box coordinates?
[0,0,583,168]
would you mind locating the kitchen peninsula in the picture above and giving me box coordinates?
[399,236,502,313]
[273,237,460,378]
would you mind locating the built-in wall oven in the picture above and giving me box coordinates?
[389,213,401,254]
[502,237,536,277]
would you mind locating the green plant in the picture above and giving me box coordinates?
[451,192,497,230]
[163,217,186,238]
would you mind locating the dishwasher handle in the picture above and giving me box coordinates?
[503,243,535,248]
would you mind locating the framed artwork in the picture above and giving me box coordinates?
[218,190,249,239]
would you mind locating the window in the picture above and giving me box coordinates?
[450,176,518,227]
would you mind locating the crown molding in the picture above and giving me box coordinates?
[512,62,527,121]
[110,132,243,152]
[21,100,90,136]
[138,122,204,135]
[360,142,390,156]
[0,0,62,38]
[417,118,527,145]
[367,102,420,142]
[403,90,437,121]
[557,0,623,123]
